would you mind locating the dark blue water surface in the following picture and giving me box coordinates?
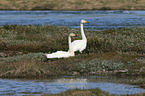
[1,10,145,30]
[0,76,145,96]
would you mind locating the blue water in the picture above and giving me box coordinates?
[1,10,145,30]
[0,77,145,96]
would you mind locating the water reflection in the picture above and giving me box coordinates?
[0,76,145,96]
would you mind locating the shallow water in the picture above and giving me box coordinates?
[1,10,145,30]
[0,76,145,96]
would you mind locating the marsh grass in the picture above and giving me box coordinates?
[43,88,145,96]
[128,78,145,88]
[77,59,124,74]
[0,25,145,78]
[0,53,46,78]
[0,25,145,55]
[0,53,144,78]
[1,0,145,10]
[86,27,145,54]
[43,88,115,96]
[0,25,70,54]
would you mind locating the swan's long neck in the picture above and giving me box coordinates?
[81,23,86,40]
[68,35,74,56]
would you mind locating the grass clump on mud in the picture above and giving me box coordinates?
[0,25,145,79]
[0,25,70,54]
[43,88,145,96]
[43,88,115,96]
[77,59,124,74]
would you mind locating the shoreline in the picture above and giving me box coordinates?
[0,9,145,11]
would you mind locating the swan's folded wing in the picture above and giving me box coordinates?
[71,40,86,52]
[46,51,70,58]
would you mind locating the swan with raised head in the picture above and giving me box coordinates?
[46,33,76,58]
[69,19,87,53]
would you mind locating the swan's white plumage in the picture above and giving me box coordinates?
[70,19,87,53]
[46,33,75,58]
[71,40,87,52]
[46,51,72,58]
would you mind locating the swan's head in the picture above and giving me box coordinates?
[69,33,76,37]
[81,19,87,24]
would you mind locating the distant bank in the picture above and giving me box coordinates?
[0,0,145,10]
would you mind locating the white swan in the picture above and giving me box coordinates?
[69,19,87,53]
[46,33,75,58]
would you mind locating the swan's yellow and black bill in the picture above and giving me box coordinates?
[85,21,87,23]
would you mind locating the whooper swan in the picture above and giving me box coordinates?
[69,19,87,53]
[46,33,76,58]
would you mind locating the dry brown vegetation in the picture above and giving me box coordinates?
[1,0,145,10]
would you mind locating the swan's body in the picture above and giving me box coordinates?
[70,19,87,53]
[46,33,75,58]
